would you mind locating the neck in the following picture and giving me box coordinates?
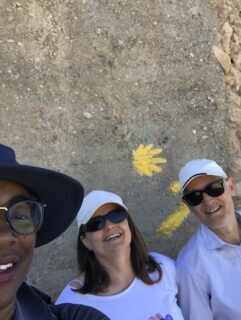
[0,298,16,320]
[97,249,134,295]
[212,214,241,245]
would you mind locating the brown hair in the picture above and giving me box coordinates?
[75,214,162,294]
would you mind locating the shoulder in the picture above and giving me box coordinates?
[176,226,212,282]
[149,251,175,267]
[149,251,176,277]
[17,282,52,304]
[51,304,110,320]
[176,227,203,266]
[55,278,83,305]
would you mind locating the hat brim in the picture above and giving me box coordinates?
[181,173,226,193]
[0,165,84,247]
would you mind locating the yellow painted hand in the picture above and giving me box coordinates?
[133,144,167,176]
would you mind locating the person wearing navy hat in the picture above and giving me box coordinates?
[176,159,241,320]
[0,144,109,320]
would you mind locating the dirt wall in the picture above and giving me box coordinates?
[0,0,241,299]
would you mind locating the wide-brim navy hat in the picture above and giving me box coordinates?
[0,144,84,247]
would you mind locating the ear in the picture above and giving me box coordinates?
[226,177,236,197]
[80,234,93,251]
[182,199,192,210]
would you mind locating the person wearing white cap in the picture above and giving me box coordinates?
[176,159,241,320]
[56,190,184,320]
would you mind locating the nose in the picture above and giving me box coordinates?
[104,218,115,229]
[202,192,216,204]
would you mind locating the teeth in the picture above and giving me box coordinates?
[106,233,120,241]
[207,206,220,213]
[0,263,13,270]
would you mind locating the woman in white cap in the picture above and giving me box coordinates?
[56,190,184,320]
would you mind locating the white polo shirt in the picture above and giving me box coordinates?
[176,212,241,320]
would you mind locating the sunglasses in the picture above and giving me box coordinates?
[0,199,45,235]
[81,209,128,233]
[182,180,225,206]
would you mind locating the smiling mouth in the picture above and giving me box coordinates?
[0,263,14,274]
[206,205,222,215]
[104,233,121,241]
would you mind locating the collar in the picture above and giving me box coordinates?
[13,282,57,320]
[200,211,241,250]
[12,302,21,320]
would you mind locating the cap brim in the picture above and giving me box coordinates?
[88,201,128,222]
[181,173,226,193]
[0,165,84,247]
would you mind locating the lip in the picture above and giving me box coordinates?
[205,205,222,215]
[0,256,19,265]
[0,255,19,283]
[104,233,122,242]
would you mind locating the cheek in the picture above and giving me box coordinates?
[20,234,36,261]
[122,219,131,229]
[82,233,99,251]
[191,207,204,218]
[122,220,132,238]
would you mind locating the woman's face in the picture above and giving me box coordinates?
[81,203,132,260]
[0,180,36,313]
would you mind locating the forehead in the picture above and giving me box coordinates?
[93,203,121,217]
[185,175,222,192]
[0,179,30,201]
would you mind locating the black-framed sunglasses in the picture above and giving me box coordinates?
[182,180,225,206]
[81,209,128,233]
[0,199,45,235]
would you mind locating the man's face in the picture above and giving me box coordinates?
[183,175,236,233]
[0,180,36,310]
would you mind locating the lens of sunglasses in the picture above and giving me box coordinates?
[183,180,225,206]
[6,200,44,235]
[85,209,128,232]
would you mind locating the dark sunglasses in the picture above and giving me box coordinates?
[0,199,45,235]
[81,209,128,233]
[182,180,225,206]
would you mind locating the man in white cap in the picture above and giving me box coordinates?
[176,159,241,320]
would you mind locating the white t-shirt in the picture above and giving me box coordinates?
[56,252,184,320]
[176,212,241,320]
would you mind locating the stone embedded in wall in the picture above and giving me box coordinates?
[228,66,241,92]
[234,180,241,198]
[229,106,241,123]
[211,0,241,181]
[229,130,241,154]
[231,67,241,93]
[227,91,241,106]
[233,53,241,70]
[221,21,233,54]
[213,45,231,74]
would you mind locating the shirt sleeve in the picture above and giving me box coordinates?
[176,262,213,320]
[51,303,110,320]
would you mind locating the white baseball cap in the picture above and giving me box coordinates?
[77,190,128,227]
[179,159,227,193]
